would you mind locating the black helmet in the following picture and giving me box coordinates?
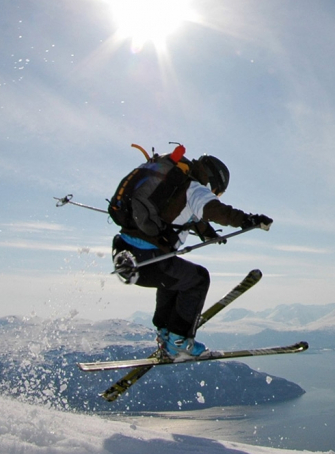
[198,155,230,195]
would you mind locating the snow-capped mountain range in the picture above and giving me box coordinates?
[130,302,335,334]
[1,303,325,413]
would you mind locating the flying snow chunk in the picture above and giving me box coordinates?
[78,247,90,254]
[196,392,205,404]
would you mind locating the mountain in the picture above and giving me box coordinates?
[218,303,335,328]
[0,315,306,412]
[129,303,335,334]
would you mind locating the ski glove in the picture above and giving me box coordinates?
[242,214,273,231]
[202,222,221,241]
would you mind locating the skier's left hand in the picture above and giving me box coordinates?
[202,223,221,241]
[242,214,273,231]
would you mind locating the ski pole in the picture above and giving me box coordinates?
[53,195,260,275]
[112,225,258,276]
[53,194,108,214]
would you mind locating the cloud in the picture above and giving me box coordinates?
[274,245,330,254]
[0,239,110,256]
[274,211,335,234]
[1,222,72,233]
[0,269,150,320]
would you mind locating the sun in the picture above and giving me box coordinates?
[109,0,195,53]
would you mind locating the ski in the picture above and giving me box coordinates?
[197,269,262,328]
[78,269,262,401]
[78,341,308,372]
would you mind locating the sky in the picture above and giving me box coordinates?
[1,0,335,322]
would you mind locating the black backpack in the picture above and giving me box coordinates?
[108,147,193,245]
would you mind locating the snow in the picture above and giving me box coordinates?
[0,396,332,454]
[0,313,334,452]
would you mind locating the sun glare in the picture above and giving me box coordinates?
[110,0,195,52]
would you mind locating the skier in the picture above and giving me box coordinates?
[112,153,273,359]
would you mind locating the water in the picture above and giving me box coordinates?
[111,350,335,452]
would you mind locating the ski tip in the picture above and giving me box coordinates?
[297,341,309,351]
[250,269,262,278]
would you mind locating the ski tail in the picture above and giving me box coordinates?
[100,270,262,402]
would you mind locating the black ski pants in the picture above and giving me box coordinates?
[112,235,210,338]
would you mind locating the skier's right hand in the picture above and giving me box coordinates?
[242,214,273,231]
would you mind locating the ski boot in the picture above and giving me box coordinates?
[156,327,169,347]
[163,332,210,360]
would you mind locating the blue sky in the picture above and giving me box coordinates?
[1,0,334,321]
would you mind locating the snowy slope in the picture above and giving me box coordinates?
[0,396,331,454]
[0,315,307,412]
